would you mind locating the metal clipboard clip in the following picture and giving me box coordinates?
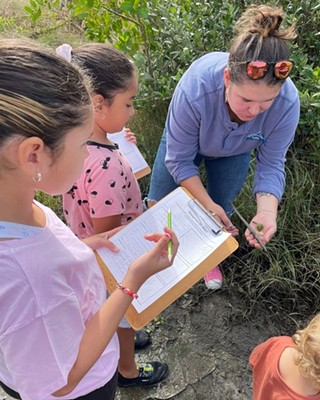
[188,198,224,235]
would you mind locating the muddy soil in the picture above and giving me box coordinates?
[116,283,283,400]
[0,282,283,400]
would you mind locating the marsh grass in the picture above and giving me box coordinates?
[0,0,86,46]
[224,151,320,324]
[0,0,27,35]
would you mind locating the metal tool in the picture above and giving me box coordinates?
[231,203,267,251]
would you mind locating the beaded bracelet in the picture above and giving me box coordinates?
[117,282,138,299]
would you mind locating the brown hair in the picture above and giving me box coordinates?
[292,314,320,387]
[228,5,297,86]
[0,39,92,160]
[71,43,136,104]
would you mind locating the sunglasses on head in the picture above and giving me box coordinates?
[231,60,294,80]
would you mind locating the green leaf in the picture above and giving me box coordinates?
[24,6,34,14]
[76,11,89,19]
[32,7,41,22]
[120,1,134,13]
[137,7,148,18]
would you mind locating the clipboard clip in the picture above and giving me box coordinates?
[190,199,224,235]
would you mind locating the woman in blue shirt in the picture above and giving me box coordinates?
[146,5,300,289]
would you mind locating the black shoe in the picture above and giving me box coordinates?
[134,330,151,350]
[118,361,169,387]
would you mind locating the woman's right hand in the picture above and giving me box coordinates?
[208,202,239,236]
[123,227,179,290]
[181,176,238,236]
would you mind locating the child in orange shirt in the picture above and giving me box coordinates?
[250,313,320,399]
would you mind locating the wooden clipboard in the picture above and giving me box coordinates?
[134,165,151,180]
[95,188,238,330]
[107,130,151,180]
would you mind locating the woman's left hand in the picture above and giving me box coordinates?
[123,127,137,145]
[245,212,277,250]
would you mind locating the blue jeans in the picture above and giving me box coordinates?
[147,129,251,214]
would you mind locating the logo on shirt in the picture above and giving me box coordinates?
[245,132,265,144]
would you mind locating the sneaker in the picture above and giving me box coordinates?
[118,361,169,387]
[134,330,152,350]
[204,265,223,290]
[142,197,149,211]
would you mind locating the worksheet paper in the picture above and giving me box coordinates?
[97,187,230,313]
[107,130,149,176]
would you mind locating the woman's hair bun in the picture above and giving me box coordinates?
[234,5,296,40]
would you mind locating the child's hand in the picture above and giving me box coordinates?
[82,226,123,251]
[126,228,179,288]
[123,127,137,145]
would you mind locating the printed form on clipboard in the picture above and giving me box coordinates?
[95,187,238,330]
[107,130,151,179]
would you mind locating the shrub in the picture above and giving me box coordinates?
[23,0,320,162]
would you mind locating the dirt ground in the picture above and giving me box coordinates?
[116,283,283,400]
[0,282,283,400]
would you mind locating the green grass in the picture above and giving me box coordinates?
[0,0,32,35]
[224,152,320,325]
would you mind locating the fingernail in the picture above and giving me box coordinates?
[164,233,171,239]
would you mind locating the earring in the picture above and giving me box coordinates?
[32,171,42,182]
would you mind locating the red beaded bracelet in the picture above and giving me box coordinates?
[117,282,138,299]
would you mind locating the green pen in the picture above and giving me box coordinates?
[167,209,173,262]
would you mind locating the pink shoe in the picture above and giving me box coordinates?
[204,265,223,290]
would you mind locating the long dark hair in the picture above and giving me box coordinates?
[0,39,92,158]
[71,43,136,104]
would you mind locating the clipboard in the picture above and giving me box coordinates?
[107,131,151,179]
[95,187,238,330]
[133,165,151,180]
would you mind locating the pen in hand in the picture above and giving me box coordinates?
[167,209,173,262]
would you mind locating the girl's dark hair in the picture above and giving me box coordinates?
[0,39,92,157]
[71,43,136,104]
[228,5,297,86]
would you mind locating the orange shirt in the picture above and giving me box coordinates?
[249,336,320,400]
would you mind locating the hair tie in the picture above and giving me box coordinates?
[56,43,73,62]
